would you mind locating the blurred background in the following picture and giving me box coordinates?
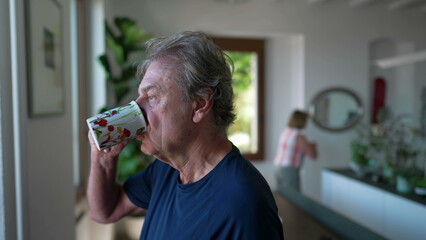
[1,0,426,239]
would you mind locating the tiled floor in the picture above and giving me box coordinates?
[274,193,341,240]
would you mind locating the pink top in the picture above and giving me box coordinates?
[274,127,305,168]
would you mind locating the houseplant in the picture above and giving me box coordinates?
[394,166,421,194]
[350,108,423,187]
[414,178,426,196]
[350,138,373,178]
[98,17,153,183]
[392,139,421,191]
[98,16,153,239]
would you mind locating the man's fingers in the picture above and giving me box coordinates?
[109,140,130,154]
[87,130,131,155]
[88,131,96,146]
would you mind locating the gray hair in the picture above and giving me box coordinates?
[137,31,236,129]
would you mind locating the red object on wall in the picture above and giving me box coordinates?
[371,77,386,123]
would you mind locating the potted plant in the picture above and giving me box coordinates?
[390,127,423,193]
[350,138,371,178]
[390,141,423,194]
[349,107,424,185]
[414,178,426,196]
[98,16,153,182]
[98,16,153,239]
[349,118,384,178]
[394,166,422,194]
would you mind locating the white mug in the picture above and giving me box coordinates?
[86,100,147,150]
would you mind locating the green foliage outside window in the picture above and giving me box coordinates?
[226,51,256,153]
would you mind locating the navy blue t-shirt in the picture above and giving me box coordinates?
[123,147,284,240]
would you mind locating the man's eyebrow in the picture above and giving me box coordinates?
[139,84,161,93]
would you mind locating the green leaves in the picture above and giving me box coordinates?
[117,139,151,182]
[415,178,426,188]
[99,17,152,106]
[351,107,424,184]
[226,51,252,95]
[226,50,255,152]
[106,32,125,65]
[350,140,369,165]
[104,17,153,66]
[98,17,153,182]
[98,54,112,78]
[113,80,131,104]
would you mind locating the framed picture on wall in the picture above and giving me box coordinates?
[26,0,64,117]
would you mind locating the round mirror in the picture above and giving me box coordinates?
[309,88,363,131]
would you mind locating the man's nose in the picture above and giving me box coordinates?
[135,97,148,122]
[135,96,147,113]
[135,95,144,108]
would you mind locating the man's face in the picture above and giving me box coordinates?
[135,60,194,161]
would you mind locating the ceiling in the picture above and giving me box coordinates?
[307,0,426,12]
[214,0,426,12]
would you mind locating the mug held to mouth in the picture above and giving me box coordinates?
[86,100,147,151]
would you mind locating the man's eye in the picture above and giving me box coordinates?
[147,96,158,105]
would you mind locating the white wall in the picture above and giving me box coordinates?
[1,0,76,239]
[263,35,305,190]
[0,0,16,239]
[111,0,426,203]
[24,0,75,238]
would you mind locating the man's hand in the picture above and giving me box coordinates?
[87,132,130,161]
[87,132,138,223]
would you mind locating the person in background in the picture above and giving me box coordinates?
[87,31,284,240]
[274,110,317,192]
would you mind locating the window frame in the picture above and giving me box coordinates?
[212,37,265,161]
[75,0,88,203]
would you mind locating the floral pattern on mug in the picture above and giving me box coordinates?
[87,101,146,150]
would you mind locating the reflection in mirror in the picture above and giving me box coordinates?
[309,88,363,131]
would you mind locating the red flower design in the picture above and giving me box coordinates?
[95,119,108,127]
[111,110,118,116]
[123,128,131,137]
[108,125,114,132]
[100,136,111,145]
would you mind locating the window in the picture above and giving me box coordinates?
[212,37,265,160]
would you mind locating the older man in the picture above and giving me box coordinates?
[87,31,284,240]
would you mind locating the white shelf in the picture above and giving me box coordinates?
[373,49,426,69]
[322,169,426,240]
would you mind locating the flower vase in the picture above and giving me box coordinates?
[350,161,368,178]
[396,176,413,194]
[382,164,395,185]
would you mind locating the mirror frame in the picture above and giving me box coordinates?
[309,87,364,132]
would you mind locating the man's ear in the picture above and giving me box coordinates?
[193,88,214,123]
